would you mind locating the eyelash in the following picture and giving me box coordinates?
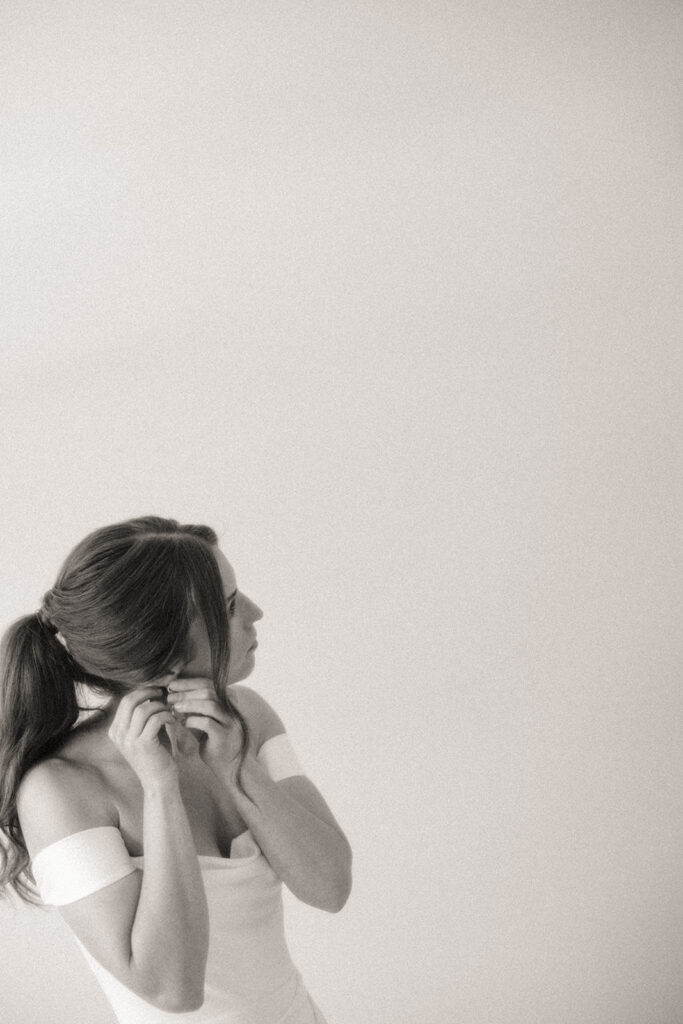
[228,595,237,616]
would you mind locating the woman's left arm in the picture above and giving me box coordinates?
[168,682,353,913]
[230,752,353,912]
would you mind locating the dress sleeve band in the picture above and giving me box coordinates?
[256,733,305,782]
[31,826,137,906]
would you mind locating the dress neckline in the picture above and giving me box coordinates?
[129,828,255,863]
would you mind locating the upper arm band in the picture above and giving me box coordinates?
[31,826,137,906]
[256,732,305,781]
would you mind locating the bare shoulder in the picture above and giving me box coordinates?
[16,756,116,860]
[229,685,285,747]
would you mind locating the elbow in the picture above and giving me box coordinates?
[317,850,353,914]
[147,969,206,1014]
[154,987,205,1014]
[303,884,348,914]
[288,836,353,912]
[322,887,350,914]
[170,993,205,1014]
[128,937,208,1012]
[131,965,206,1012]
[328,868,353,913]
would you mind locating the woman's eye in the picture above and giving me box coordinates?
[228,595,237,616]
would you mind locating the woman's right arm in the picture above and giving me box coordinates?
[16,686,209,1013]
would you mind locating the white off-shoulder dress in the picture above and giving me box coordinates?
[31,734,328,1024]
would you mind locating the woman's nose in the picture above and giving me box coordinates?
[243,595,264,622]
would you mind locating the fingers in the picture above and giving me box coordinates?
[111,679,175,730]
[168,689,215,706]
[109,702,171,744]
[181,714,239,745]
[140,709,175,743]
[168,697,232,724]
[130,699,172,733]
[167,677,221,716]
[167,676,215,696]
[108,681,176,741]
[106,678,182,782]
[182,715,244,769]
[182,715,212,735]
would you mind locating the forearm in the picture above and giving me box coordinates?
[222,753,352,912]
[129,776,209,1010]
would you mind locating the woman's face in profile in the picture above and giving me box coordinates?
[177,548,263,688]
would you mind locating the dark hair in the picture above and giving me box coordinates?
[0,515,249,905]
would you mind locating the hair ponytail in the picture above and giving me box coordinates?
[0,612,81,904]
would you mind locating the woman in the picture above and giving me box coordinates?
[0,516,352,1023]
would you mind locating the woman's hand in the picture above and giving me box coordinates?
[107,681,180,787]
[166,677,245,779]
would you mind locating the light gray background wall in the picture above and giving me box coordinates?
[1,3,682,1022]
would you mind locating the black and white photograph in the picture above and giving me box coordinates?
[1,3,681,1022]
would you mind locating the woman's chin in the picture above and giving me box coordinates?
[227,657,256,687]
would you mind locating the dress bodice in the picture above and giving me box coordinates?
[30,733,327,1023]
[79,830,308,1024]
